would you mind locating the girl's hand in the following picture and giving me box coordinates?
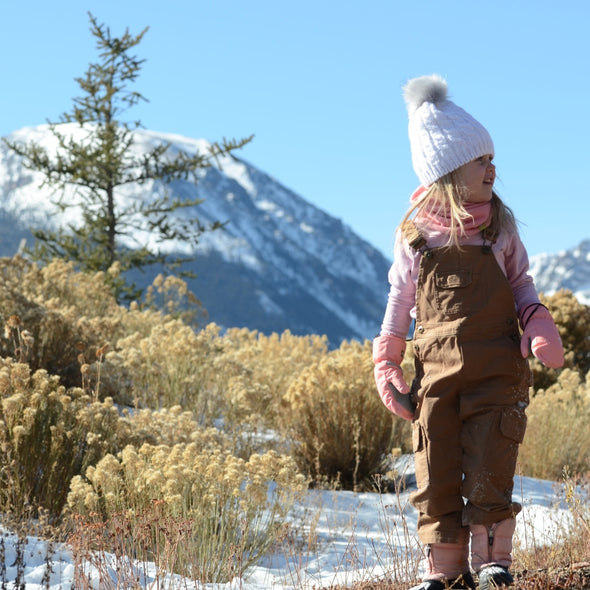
[373,335,415,421]
[519,305,564,369]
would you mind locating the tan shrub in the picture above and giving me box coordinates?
[66,441,307,583]
[0,258,210,404]
[520,368,590,479]
[142,272,207,326]
[0,257,124,389]
[0,358,129,519]
[112,318,218,411]
[280,339,410,490]
[121,405,230,448]
[110,324,330,452]
[209,329,329,446]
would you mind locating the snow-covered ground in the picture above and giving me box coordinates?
[2,459,578,590]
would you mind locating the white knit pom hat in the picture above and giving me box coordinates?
[403,74,494,186]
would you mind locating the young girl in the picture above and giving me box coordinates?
[373,75,564,590]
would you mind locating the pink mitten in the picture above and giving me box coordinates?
[519,304,564,369]
[373,334,414,421]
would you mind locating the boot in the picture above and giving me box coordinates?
[470,518,516,590]
[408,543,475,590]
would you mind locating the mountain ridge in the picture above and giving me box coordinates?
[529,240,590,304]
[0,124,392,345]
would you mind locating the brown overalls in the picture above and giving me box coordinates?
[406,222,531,546]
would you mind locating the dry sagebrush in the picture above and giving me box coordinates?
[111,323,329,455]
[0,358,128,520]
[0,257,123,388]
[66,438,307,583]
[209,328,329,454]
[520,368,590,480]
[281,339,412,490]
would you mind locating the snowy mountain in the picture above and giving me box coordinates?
[530,241,590,305]
[0,124,392,344]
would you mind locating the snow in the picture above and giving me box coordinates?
[3,460,578,590]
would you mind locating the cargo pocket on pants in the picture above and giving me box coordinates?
[496,407,527,488]
[412,422,429,490]
[499,407,527,444]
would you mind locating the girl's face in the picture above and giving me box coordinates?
[457,155,495,203]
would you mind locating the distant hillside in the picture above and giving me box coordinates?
[0,124,392,344]
[530,240,590,305]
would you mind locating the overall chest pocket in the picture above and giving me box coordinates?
[434,269,473,317]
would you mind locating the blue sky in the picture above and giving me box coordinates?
[1,0,589,260]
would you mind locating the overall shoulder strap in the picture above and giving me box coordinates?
[401,219,427,251]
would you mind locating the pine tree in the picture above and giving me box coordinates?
[3,13,253,302]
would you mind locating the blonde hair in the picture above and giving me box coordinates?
[399,169,518,248]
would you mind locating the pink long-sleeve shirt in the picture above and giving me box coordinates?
[380,223,541,339]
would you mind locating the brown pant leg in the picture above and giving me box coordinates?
[459,334,530,526]
[410,336,469,545]
[461,407,525,525]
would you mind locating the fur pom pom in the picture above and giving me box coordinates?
[403,74,448,114]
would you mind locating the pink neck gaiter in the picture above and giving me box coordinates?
[410,185,492,237]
